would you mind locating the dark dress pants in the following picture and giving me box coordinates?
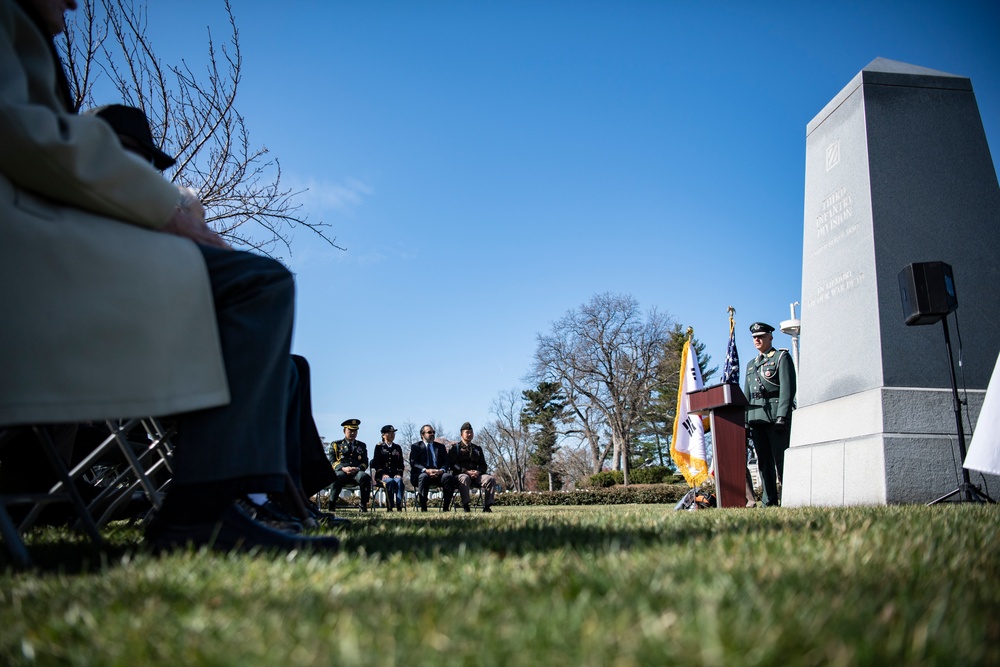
[749,421,790,507]
[170,245,293,494]
[288,355,335,498]
[333,470,372,507]
[416,471,456,510]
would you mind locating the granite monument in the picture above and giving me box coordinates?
[783,58,1000,505]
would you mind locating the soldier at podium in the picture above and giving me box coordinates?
[745,322,797,507]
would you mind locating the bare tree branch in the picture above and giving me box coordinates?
[533,293,674,485]
[61,0,344,258]
[479,389,531,492]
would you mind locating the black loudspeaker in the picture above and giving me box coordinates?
[898,261,958,326]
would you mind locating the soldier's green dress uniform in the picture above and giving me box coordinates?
[744,322,796,507]
[329,418,372,511]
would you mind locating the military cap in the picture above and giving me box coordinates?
[460,421,473,432]
[749,322,775,337]
[380,424,397,434]
[341,418,361,430]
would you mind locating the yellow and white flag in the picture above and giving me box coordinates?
[670,334,709,488]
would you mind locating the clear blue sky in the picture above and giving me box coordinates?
[129,0,1000,444]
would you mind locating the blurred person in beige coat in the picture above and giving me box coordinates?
[0,0,338,553]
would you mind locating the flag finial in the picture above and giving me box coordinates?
[685,326,694,339]
[722,305,741,385]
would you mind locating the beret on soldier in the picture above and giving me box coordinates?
[460,422,473,432]
[749,322,775,336]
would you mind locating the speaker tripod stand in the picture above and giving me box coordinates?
[928,315,995,505]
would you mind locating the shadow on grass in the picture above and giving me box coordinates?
[338,511,806,559]
[3,508,827,574]
[2,536,136,575]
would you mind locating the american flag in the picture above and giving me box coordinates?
[721,307,739,384]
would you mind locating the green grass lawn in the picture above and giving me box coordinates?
[1,504,998,666]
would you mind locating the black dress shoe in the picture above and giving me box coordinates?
[303,502,351,528]
[462,504,471,512]
[146,503,340,554]
[308,510,352,528]
[482,506,492,513]
[238,498,304,533]
[318,515,353,527]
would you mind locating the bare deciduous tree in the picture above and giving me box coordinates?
[551,441,594,490]
[533,293,674,486]
[62,0,342,257]
[479,389,532,492]
[562,391,612,475]
[391,421,419,493]
[428,420,450,444]
[397,422,419,450]
[633,325,716,469]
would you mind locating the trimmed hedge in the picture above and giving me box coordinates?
[493,484,691,507]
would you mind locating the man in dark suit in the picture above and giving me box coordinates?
[409,424,456,512]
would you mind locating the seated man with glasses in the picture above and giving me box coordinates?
[408,425,456,512]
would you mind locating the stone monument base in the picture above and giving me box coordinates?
[782,387,997,505]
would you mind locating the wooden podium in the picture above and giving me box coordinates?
[688,383,749,508]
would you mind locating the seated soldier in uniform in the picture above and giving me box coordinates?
[329,419,372,512]
[370,424,405,511]
[449,422,497,512]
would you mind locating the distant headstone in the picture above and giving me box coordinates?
[783,58,1000,506]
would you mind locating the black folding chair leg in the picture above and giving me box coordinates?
[32,426,104,547]
[0,503,31,568]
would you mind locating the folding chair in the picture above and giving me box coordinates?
[18,417,174,531]
[444,486,485,512]
[79,418,175,525]
[0,426,104,568]
[327,475,372,512]
[372,476,406,512]
[415,477,457,511]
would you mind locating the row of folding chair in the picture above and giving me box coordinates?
[0,417,174,568]
[0,426,104,568]
[324,477,411,512]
